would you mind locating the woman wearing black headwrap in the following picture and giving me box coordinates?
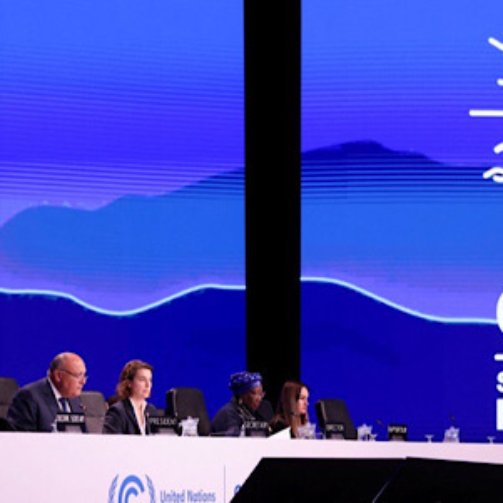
[211,371,266,436]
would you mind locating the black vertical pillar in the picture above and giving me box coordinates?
[245,0,301,406]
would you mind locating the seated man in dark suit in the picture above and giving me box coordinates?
[7,352,87,432]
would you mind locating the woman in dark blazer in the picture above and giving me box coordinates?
[103,360,157,435]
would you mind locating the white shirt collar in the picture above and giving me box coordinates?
[47,376,70,412]
[129,398,147,435]
[48,376,63,402]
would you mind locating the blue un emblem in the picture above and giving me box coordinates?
[108,474,156,503]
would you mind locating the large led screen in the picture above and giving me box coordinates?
[0,0,244,414]
[302,0,503,441]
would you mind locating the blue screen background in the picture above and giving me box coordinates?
[3,0,503,439]
[301,0,503,440]
[0,0,244,416]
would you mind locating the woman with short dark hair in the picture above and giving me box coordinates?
[103,360,157,435]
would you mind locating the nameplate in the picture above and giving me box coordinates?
[56,412,86,433]
[324,422,346,440]
[388,424,408,441]
[243,420,270,438]
[148,416,179,435]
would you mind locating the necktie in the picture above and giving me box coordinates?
[59,398,70,412]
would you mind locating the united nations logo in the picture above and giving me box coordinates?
[108,474,156,503]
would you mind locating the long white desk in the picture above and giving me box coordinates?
[1,433,502,502]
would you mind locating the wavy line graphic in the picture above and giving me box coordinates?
[0,284,245,317]
[300,277,497,325]
[0,278,497,325]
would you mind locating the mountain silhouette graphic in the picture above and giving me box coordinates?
[0,140,502,316]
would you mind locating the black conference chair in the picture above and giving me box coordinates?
[155,407,165,416]
[0,418,13,431]
[0,377,19,420]
[80,390,107,434]
[315,398,357,440]
[166,387,211,436]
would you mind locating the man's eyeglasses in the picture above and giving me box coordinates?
[59,369,88,382]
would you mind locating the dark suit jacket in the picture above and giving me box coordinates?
[7,378,85,432]
[103,399,157,435]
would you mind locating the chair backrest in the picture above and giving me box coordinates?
[80,391,107,434]
[155,407,165,417]
[166,387,211,436]
[315,398,357,440]
[0,377,19,420]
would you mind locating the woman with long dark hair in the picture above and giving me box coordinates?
[270,381,310,437]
